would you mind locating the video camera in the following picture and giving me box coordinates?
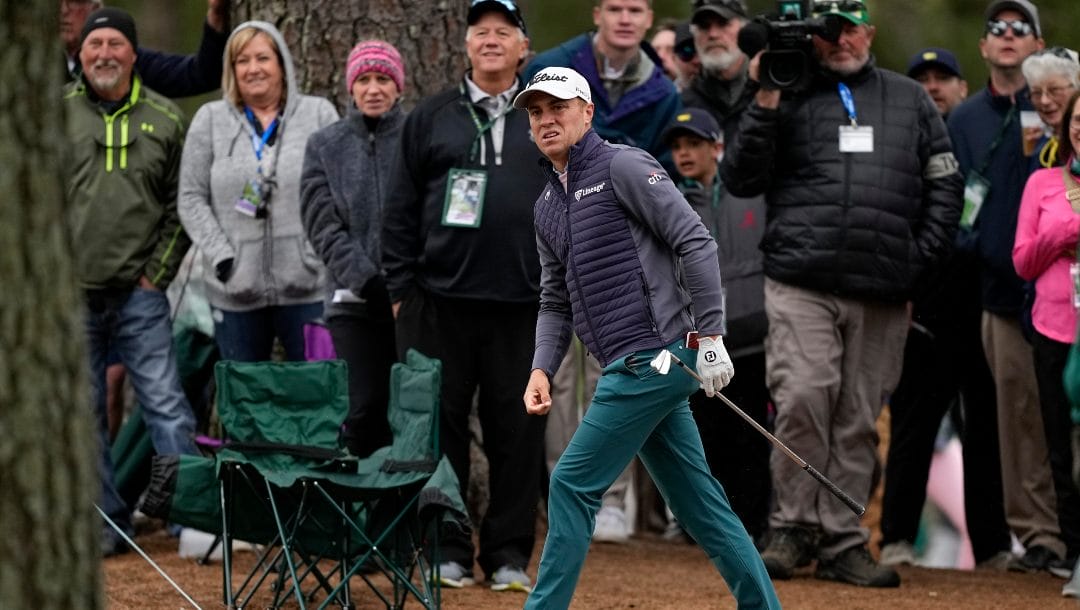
[737,0,842,92]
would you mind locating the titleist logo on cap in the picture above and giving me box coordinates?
[529,72,569,86]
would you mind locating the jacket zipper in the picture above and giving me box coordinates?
[561,168,608,364]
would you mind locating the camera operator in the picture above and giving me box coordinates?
[719,0,963,588]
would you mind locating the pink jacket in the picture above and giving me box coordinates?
[1013,167,1080,344]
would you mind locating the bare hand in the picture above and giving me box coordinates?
[138,276,159,291]
[748,51,781,109]
[207,0,230,33]
[391,301,401,319]
[523,369,552,415]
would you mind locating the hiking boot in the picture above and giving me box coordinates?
[879,541,916,566]
[760,526,817,579]
[436,561,475,588]
[593,506,630,544]
[815,545,901,588]
[490,565,532,593]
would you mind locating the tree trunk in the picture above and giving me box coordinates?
[233,0,470,111]
[0,2,102,609]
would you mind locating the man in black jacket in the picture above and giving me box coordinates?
[381,0,546,594]
[720,0,962,587]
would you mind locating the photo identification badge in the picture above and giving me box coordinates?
[442,168,487,228]
[235,179,262,218]
[960,171,991,229]
[838,125,874,153]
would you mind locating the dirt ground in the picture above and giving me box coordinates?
[104,527,1077,609]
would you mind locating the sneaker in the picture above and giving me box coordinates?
[1063,557,1080,597]
[101,530,130,558]
[1048,556,1075,579]
[879,541,916,566]
[662,518,693,545]
[760,526,818,580]
[436,561,475,588]
[1008,544,1060,573]
[975,550,1015,571]
[815,545,901,588]
[490,565,532,593]
[593,506,630,544]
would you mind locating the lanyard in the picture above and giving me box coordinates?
[244,107,279,161]
[837,83,858,126]
[460,83,510,164]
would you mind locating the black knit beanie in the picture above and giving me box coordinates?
[80,7,138,50]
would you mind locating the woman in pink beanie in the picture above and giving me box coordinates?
[300,39,407,457]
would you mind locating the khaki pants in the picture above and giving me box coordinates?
[545,339,634,512]
[982,311,1062,555]
[764,279,908,558]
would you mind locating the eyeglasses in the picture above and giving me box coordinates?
[1030,84,1076,101]
[675,40,697,62]
[985,19,1033,38]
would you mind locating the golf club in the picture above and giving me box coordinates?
[649,349,866,516]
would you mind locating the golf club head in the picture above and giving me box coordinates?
[650,350,672,375]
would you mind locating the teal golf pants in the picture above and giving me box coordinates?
[525,342,781,609]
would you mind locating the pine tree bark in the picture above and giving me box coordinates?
[233,0,470,110]
[0,2,102,609]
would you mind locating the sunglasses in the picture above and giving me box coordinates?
[985,19,1033,38]
[675,40,697,62]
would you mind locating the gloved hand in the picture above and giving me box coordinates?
[215,258,234,283]
[696,335,734,397]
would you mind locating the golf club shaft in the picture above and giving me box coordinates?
[667,353,866,516]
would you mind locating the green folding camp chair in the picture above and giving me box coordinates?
[209,351,466,610]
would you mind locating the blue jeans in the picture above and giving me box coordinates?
[526,341,780,610]
[85,287,197,530]
[212,303,323,362]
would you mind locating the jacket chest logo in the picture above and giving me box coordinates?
[574,181,605,201]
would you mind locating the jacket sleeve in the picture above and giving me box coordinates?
[178,104,235,269]
[134,21,228,99]
[914,90,963,269]
[381,108,426,302]
[531,232,574,377]
[300,129,374,295]
[719,101,781,197]
[146,113,191,288]
[1013,172,1080,280]
[611,149,725,336]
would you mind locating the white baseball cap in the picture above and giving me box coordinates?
[512,67,592,109]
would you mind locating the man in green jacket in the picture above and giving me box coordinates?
[63,7,197,557]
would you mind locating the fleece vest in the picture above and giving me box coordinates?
[534,133,663,366]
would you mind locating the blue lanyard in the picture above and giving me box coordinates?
[244,107,279,161]
[837,83,858,126]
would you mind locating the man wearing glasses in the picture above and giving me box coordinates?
[948,0,1070,575]
[721,0,962,587]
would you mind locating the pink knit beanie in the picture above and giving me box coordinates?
[345,40,405,93]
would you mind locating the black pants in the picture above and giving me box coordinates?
[881,314,1011,562]
[689,351,772,542]
[395,289,545,577]
[327,307,395,458]
[1033,331,1080,560]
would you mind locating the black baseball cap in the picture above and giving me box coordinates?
[468,0,527,36]
[907,47,963,79]
[661,108,722,144]
[692,0,748,27]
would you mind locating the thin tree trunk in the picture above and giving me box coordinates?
[234,0,469,110]
[0,2,102,609]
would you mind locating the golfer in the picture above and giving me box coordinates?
[519,67,780,610]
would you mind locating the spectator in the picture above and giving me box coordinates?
[1013,90,1080,587]
[650,18,679,81]
[908,47,969,116]
[661,108,771,542]
[63,7,198,557]
[881,46,1010,571]
[300,41,406,458]
[381,0,546,593]
[178,22,338,362]
[673,20,702,92]
[60,0,230,98]
[522,0,680,163]
[518,65,780,610]
[721,0,962,587]
[1022,47,1080,170]
[682,0,753,136]
[947,0,1068,575]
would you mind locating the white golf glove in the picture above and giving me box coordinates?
[696,335,734,397]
